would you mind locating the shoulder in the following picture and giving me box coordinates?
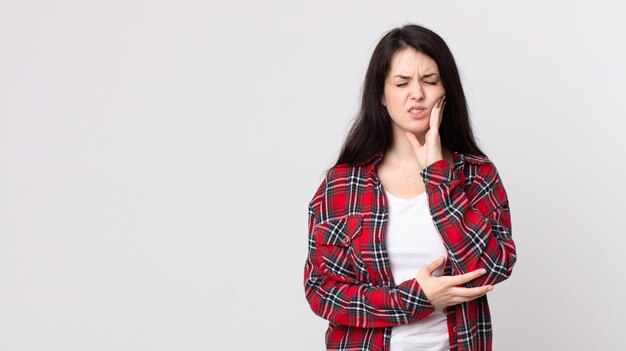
[308,163,370,210]
[455,152,507,191]
[457,152,508,205]
[322,163,369,184]
[456,152,490,166]
[456,152,500,173]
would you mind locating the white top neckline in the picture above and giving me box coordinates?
[384,189,427,202]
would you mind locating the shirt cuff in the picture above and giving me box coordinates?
[420,159,457,189]
[395,278,435,320]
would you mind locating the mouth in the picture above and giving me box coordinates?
[408,106,428,117]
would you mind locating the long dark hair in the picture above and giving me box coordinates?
[333,23,485,169]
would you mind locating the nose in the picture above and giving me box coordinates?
[410,80,424,101]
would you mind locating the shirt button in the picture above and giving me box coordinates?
[452,326,457,332]
[341,237,350,244]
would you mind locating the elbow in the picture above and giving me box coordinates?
[486,250,517,286]
[304,273,330,320]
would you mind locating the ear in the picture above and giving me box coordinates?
[381,96,386,106]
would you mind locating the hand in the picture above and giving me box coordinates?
[405,95,446,172]
[415,256,493,310]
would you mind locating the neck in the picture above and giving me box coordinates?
[385,127,425,167]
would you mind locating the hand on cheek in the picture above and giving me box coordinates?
[405,95,446,171]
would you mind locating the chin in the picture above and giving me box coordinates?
[394,121,428,135]
[405,124,429,134]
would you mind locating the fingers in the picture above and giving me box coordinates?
[437,94,445,108]
[448,267,487,286]
[449,285,492,305]
[451,285,493,299]
[430,95,445,130]
[440,95,446,121]
[422,256,445,276]
[417,263,493,309]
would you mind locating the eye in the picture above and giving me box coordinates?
[396,83,408,87]
[425,81,438,85]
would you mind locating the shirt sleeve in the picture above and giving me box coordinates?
[304,201,435,328]
[420,158,517,287]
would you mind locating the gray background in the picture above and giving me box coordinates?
[1,0,625,350]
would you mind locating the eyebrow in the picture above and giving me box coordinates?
[393,73,439,79]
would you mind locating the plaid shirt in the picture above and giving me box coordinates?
[304,150,517,351]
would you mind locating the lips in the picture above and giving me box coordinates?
[408,106,427,113]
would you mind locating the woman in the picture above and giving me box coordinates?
[303,24,517,351]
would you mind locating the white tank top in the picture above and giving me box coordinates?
[384,189,451,351]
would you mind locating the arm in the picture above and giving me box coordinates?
[303,201,435,328]
[420,159,517,287]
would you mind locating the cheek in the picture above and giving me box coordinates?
[434,86,446,97]
[387,91,408,106]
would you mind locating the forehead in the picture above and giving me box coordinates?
[388,48,439,75]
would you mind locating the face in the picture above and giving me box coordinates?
[381,48,445,136]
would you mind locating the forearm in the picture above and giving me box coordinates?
[421,160,517,287]
[304,257,435,328]
[304,201,435,328]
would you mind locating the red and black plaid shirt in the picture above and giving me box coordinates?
[304,150,517,351]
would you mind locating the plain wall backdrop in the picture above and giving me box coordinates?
[1,0,625,350]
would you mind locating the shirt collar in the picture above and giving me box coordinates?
[355,151,385,167]
[357,150,463,171]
